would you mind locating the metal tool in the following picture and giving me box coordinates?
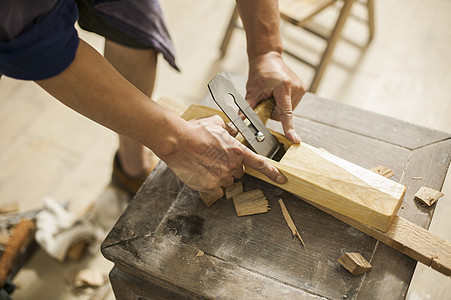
[208,74,286,161]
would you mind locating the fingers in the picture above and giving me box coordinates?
[224,121,238,137]
[241,146,286,184]
[273,81,301,144]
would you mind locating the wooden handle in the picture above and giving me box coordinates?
[253,97,276,126]
[0,218,35,288]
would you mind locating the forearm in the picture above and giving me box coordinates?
[36,39,184,158]
[236,0,283,59]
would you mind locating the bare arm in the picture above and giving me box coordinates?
[236,0,307,143]
[36,40,286,198]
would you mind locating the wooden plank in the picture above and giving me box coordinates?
[299,196,451,276]
[397,139,451,228]
[183,104,406,232]
[293,94,451,149]
[105,236,324,299]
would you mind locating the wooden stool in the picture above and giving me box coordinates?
[219,0,374,93]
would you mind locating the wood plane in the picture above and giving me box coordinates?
[181,104,406,232]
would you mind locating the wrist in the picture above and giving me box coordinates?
[142,109,188,161]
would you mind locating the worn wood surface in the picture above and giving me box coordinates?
[103,86,451,299]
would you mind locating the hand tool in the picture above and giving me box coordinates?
[207,74,286,161]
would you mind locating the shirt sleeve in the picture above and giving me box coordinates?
[0,0,79,80]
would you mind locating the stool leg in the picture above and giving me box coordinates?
[367,0,375,42]
[219,6,239,59]
[309,0,355,93]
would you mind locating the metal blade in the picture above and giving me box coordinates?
[208,74,283,159]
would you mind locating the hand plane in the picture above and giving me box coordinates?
[181,73,406,232]
[208,73,286,161]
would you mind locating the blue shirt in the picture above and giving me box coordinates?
[0,0,177,80]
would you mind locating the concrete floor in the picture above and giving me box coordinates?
[0,0,450,299]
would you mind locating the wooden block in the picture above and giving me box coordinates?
[182,105,406,232]
[225,182,243,199]
[278,199,305,248]
[233,190,269,216]
[338,252,372,276]
[414,186,444,206]
[370,165,394,178]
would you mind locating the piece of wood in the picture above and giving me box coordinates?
[199,192,218,207]
[370,165,394,178]
[278,199,306,248]
[300,196,451,276]
[225,182,243,199]
[338,252,372,276]
[233,189,269,216]
[414,186,444,207]
[182,104,406,232]
[196,250,204,257]
[0,218,35,288]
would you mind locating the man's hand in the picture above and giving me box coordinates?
[246,51,307,144]
[162,115,287,199]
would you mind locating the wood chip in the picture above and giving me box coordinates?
[196,250,204,257]
[225,182,243,199]
[370,166,394,178]
[73,268,106,289]
[233,189,269,216]
[278,199,306,248]
[414,186,444,206]
[338,252,372,276]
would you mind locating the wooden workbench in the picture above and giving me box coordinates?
[102,76,451,299]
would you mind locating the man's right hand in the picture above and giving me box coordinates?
[161,115,287,200]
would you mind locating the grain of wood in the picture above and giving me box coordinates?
[225,182,243,199]
[414,186,444,207]
[338,252,372,276]
[301,196,451,276]
[233,190,269,216]
[370,165,394,178]
[278,199,306,248]
[0,218,35,288]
